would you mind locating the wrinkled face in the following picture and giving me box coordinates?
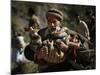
[47,16,61,32]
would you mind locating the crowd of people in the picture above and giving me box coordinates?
[11,8,95,74]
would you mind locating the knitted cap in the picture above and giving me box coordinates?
[46,8,63,21]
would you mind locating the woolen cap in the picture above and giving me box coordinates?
[46,8,63,21]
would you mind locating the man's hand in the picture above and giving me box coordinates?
[37,46,48,60]
[55,40,68,51]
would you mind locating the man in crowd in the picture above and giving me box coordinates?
[35,8,84,72]
[74,14,90,40]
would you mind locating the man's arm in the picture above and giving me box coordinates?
[82,21,90,40]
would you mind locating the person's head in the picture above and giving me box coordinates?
[14,32,22,37]
[31,15,40,28]
[17,33,22,36]
[46,8,63,32]
[28,14,40,30]
[74,14,80,24]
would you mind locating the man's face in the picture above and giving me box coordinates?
[47,16,61,32]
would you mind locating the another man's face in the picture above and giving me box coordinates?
[47,16,61,32]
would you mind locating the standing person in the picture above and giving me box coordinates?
[15,33,27,63]
[25,7,40,43]
[35,8,83,72]
[85,12,96,46]
[15,33,26,53]
[74,15,90,40]
[28,7,40,29]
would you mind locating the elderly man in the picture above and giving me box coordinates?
[34,8,83,72]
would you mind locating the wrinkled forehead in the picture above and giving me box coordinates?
[47,15,60,22]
